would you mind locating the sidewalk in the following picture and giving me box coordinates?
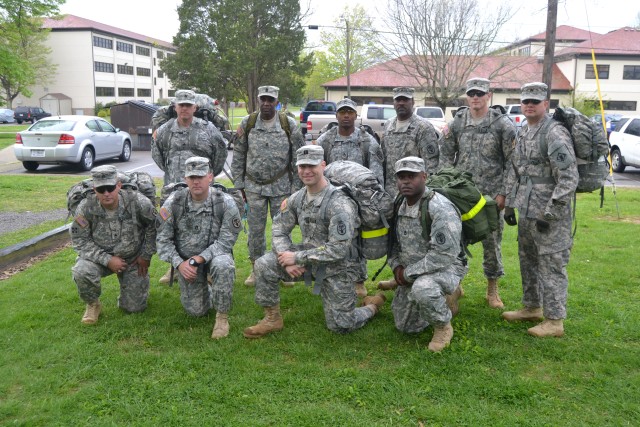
[0,146,19,173]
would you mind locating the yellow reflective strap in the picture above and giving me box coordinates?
[461,196,486,221]
[361,227,389,238]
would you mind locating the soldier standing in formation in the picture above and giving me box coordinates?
[440,78,516,308]
[70,165,157,325]
[243,145,386,338]
[316,98,384,298]
[231,85,305,287]
[378,87,440,290]
[387,157,468,352]
[156,157,242,339]
[502,82,578,337]
[152,89,228,284]
[151,92,230,134]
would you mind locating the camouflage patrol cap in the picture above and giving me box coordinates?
[336,98,357,112]
[466,77,490,94]
[520,82,548,101]
[91,165,119,187]
[184,156,211,177]
[175,89,196,105]
[393,87,415,99]
[296,145,324,166]
[258,85,279,99]
[395,156,425,174]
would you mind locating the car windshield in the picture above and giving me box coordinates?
[417,109,443,119]
[28,120,76,132]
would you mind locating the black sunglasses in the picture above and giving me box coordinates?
[522,99,542,105]
[467,90,486,98]
[95,185,117,194]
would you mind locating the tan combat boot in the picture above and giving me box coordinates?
[243,305,284,338]
[362,292,386,315]
[244,261,256,287]
[81,300,102,325]
[377,278,398,291]
[211,312,230,339]
[159,266,177,284]
[486,279,504,309]
[502,307,544,322]
[446,285,463,317]
[428,322,454,352]
[355,281,368,298]
[527,319,564,337]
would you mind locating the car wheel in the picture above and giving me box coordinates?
[78,147,95,171]
[23,161,39,171]
[611,148,626,173]
[119,141,131,162]
[17,120,22,124]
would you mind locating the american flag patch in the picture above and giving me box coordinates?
[159,207,171,220]
[75,215,89,228]
[280,198,288,212]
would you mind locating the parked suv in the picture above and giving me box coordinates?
[609,116,640,172]
[14,106,51,124]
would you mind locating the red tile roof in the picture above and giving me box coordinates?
[528,24,598,42]
[323,55,572,92]
[43,14,175,50]
[555,27,640,57]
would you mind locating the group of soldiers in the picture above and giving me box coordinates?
[69,79,578,351]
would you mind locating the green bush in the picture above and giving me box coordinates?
[93,102,104,116]
[97,109,108,118]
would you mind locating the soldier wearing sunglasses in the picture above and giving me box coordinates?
[502,82,578,338]
[440,77,516,310]
[70,165,157,325]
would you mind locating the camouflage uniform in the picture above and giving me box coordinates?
[152,117,227,186]
[156,186,242,316]
[388,191,468,333]
[382,115,440,198]
[254,183,375,333]
[440,106,516,279]
[505,116,578,320]
[231,113,304,262]
[151,93,229,132]
[70,190,157,313]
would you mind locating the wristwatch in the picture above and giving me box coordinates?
[188,258,200,267]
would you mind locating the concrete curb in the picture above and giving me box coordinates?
[0,223,70,272]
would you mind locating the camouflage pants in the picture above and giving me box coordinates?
[72,257,149,313]
[254,252,374,333]
[392,265,467,332]
[518,217,571,319]
[481,210,505,279]
[176,254,235,316]
[245,191,287,261]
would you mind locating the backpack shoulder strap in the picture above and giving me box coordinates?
[170,188,188,224]
[419,190,435,241]
[536,116,560,158]
[278,112,291,140]
[245,112,259,136]
[319,185,339,226]
[357,126,371,169]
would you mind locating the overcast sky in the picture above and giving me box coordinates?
[59,0,635,46]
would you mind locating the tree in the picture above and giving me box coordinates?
[304,5,386,100]
[161,0,312,113]
[0,0,63,107]
[382,0,514,111]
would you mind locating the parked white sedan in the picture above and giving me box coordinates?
[14,116,132,171]
[609,116,640,173]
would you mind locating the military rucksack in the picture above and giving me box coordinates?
[66,170,157,218]
[318,125,377,168]
[538,107,610,194]
[322,160,394,260]
[161,182,246,222]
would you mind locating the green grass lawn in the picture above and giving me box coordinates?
[0,182,638,425]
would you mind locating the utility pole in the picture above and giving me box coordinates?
[541,0,558,109]
[345,18,351,98]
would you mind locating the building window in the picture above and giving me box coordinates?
[96,87,115,97]
[168,89,176,97]
[136,45,150,56]
[157,50,165,59]
[137,88,151,97]
[94,61,114,73]
[157,70,164,78]
[117,64,134,75]
[623,65,640,80]
[93,36,112,49]
[586,64,610,79]
[118,87,134,97]
[116,41,133,53]
[601,100,638,111]
[518,46,530,56]
[136,67,151,77]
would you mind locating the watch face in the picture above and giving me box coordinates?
[189,259,196,266]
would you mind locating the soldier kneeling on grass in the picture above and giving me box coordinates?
[70,165,157,325]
